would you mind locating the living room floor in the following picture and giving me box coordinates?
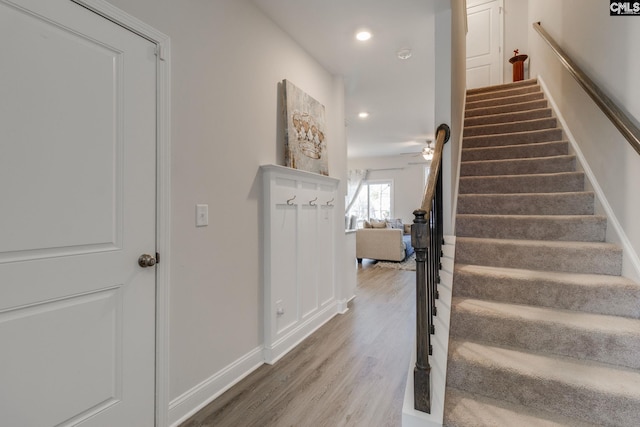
[181,261,416,427]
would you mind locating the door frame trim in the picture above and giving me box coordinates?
[71,1,171,426]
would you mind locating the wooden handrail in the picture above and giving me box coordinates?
[421,124,451,210]
[533,22,640,155]
[412,123,450,413]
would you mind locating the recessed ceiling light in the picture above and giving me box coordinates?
[356,31,372,41]
[358,112,370,119]
[397,48,412,60]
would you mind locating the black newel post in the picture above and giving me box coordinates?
[412,209,431,413]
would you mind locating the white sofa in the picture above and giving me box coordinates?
[355,228,414,262]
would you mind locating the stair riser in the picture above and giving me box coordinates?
[456,215,606,242]
[464,118,557,137]
[459,173,584,194]
[447,352,640,426]
[460,156,576,176]
[466,85,542,103]
[457,193,595,215]
[463,129,563,149]
[450,303,640,369]
[467,79,538,96]
[455,240,622,275]
[462,141,569,162]
[466,99,548,117]
[466,92,545,110]
[464,108,553,127]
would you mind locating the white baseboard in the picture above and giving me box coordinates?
[538,76,640,282]
[169,299,342,425]
[263,301,339,365]
[168,346,264,427]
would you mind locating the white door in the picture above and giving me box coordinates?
[0,0,157,425]
[466,0,503,89]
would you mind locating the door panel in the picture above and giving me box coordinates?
[0,0,157,425]
[0,288,122,426]
[2,4,120,257]
[466,0,502,89]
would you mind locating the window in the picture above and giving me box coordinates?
[348,180,393,227]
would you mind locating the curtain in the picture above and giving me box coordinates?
[345,169,369,214]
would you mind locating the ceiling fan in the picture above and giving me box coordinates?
[401,140,434,161]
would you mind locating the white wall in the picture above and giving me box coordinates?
[347,156,427,224]
[503,0,529,82]
[434,0,454,235]
[105,0,347,416]
[528,0,640,279]
[449,0,467,234]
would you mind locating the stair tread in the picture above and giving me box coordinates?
[456,214,606,241]
[454,263,637,287]
[463,139,568,152]
[457,213,605,220]
[457,236,619,250]
[463,125,562,135]
[451,297,640,369]
[445,387,599,427]
[464,116,556,131]
[449,339,640,396]
[463,127,562,142]
[465,99,549,118]
[464,107,553,126]
[457,192,595,215]
[458,190,592,196]
[453,264,640,318]
[466,83,540,99]
[460,155,577,176]
[456,237,622,275]
[461,154,574,164]
[448,340,640,426]
[459,171,585,194]
[452,297,640,336]
[466,93,544,110]
[466,78,538,96]
[456,213,607,242]
[461,170,582,179]
[461,140,569,161]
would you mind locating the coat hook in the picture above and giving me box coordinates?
[326,198,334,206]
[286,195,296,205]
[309,197,318,206]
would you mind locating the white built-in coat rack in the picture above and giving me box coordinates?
[261,164,339,364]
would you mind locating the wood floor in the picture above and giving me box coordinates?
[181,260,416,427]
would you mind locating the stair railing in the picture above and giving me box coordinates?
[533,22,640,155]
[412,123,450,413]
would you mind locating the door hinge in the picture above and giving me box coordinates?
[155,252,160,264]
[155,45,166,61]
[499,6,503,14]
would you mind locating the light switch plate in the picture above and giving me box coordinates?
[196,204,208,227]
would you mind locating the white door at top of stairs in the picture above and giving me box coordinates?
[0,0,158,425]
[466,0,504,90]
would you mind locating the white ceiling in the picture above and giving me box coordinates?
[251,0,437,159]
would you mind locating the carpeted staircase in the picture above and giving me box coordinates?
[444,79,640,426]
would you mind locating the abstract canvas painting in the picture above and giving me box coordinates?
[283,80,328,176]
